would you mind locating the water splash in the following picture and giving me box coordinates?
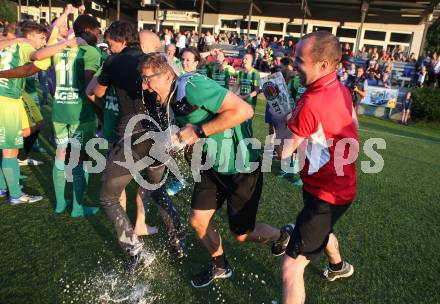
[60,257,164,304]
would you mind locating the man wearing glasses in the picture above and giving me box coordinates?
[90,23,186,271]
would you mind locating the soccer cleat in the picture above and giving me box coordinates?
[272,224,295,256]
[0,190,8,198]
[277,170,295,179]
[191,263,232,288]
[126,250,156,273]
[8,193,43,205]
[290,178,303,187]
[18,158,44,166]
[322,261,354,282]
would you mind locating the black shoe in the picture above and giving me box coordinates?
[126,249,155,273]
[190,263,233,288]
[271,224,295,256]
[169,238,189,258]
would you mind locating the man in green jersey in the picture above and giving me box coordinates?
[0,22,47,165]
[140,53,289,288]
[32,15,102,217]
[0,21,49,205]
[237,52,260,109]
[206,49,236,89]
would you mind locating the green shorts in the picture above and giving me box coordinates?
[53,120,98,150]
[0,97,24,149]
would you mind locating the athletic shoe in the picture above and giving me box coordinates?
[322,261,354,282]
[166,179,186,196]
[0,190,8,198]
[191,263,232,288]
[277,171,294,179]
[18,158,44,166]
[290,178,303,187]
[126,249,155,273]
[271,224,295,256]
[8,193,43,205]
[169,238,188,258]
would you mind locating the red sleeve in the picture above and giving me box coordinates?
[287,97,319,138]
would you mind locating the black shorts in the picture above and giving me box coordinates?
[285,190,351,261]
[191,167,263,236]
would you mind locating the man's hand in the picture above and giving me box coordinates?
[66,37,87,48]
[270,109,290,128]
[78,4,86,14]
[174,124,200,147]
[65,4,74,15]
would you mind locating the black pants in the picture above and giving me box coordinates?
[99,130,184,256]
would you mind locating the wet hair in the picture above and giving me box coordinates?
[139,52,178,79]
[300,31,342,69]
[104,20,139,48]
[73,14,100,46]
[20,21,47,37]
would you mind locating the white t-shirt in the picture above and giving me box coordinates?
[205,35,215,46]
[176,35,186,49]
[164,34,171,46]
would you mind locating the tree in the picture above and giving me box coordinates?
[426,20,440,53]
[0,0,16,23]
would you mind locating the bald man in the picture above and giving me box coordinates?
[139,30,161,53]
[272,31,358,303]
[88,22,186,272]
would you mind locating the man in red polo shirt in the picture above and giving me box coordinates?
[272,31,359,304]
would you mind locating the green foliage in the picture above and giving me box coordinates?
[426,21,440,53]
[412,87,440,122]
[0,0,16,23]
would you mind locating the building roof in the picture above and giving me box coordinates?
[97,0,440,25]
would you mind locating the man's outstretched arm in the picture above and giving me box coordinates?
[0,63,41,79]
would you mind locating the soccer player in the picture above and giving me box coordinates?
[0,22,49,204]
[31,14,102,217]
[139,53,289,288]
[237,52,260,109]
[272,31,357,304]
[0,22,47,166]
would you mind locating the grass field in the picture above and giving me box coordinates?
[1,101,439,304]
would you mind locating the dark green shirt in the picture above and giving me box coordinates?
[172,73,260,174]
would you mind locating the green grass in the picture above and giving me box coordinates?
[0,102,439,304]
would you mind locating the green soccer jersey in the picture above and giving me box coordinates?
[51,45,100,124]
[173,73,260,174]
[0,43,48,100]
[103,86,119,144]
[196,64,209,77]
[237,68,260,110]
[288,76,306,104]
[207,62,236,89]
[95,55,119,144]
